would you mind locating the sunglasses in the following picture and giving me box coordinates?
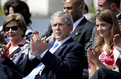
[3,26,18,32]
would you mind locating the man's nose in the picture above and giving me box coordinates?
[63,8,69,13]
[96,6,100,11]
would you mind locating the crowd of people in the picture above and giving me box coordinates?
[0,0,121,79]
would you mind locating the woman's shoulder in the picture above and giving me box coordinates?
[19,39,30,48]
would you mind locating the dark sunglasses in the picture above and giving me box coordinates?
[3,26,18,32]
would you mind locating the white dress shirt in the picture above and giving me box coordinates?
[72,16,84,32]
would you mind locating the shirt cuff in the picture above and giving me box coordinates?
[120,54,121,63]
[40,49,48,58]
[29,51,37,60]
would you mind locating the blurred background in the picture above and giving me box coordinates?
[0,0,97,37]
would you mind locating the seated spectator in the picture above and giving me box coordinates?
[90,34,121,79]
[0,13,40,77]
[1,1,33,43]
[87,9,121,79]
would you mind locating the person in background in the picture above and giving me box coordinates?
[9,1,33,42]
[0,0,12,45]
[84,3,89,14]
[87,9,121,79]
[42,0,89,43]
[3,0,11,16]
[63,0,95,79]
[2,0,20,16]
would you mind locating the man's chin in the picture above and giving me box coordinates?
[56,37,62,41]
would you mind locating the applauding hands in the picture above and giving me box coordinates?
[30,31,47,56]
[113,34,121,52]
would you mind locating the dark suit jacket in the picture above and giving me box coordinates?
[71,17,95,79]
[71,17,95,50]
[118,13,121,20]
[1,43,41,77]
[0,59,23,79]
[35,37,85,79]
[90,68,121,79]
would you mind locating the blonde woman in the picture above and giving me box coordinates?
[0,13,39,77]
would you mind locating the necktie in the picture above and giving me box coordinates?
[53,42,59,49]
[50,42,59,53]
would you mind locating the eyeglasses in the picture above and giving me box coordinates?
[3,26,18,32]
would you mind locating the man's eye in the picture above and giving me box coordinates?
[96,25,99,27]
[53,24,56,27]
[67,7,72,10]
[59,24,62,26]
[101,24,105,26]
[64,7,72,10]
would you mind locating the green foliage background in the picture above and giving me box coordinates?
[0,7,4,17]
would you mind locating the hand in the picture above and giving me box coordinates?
[0,45,7,61]
[87,48,100,65]
[30,31,47,55]
[113,34,121,52]
[119,23,121,31]
[30,33,38,56]
[87,48,96,66]
[48,33,55,43]
[0,32,5,44]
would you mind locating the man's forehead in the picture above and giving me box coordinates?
[63,0,76,3]
[98,0,107,3]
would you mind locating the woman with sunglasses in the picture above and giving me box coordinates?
[0,1,33,45]
[0,13,40,77]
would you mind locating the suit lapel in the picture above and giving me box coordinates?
[54,38,73,56]
[54,44,66,56]
[9,48,21,58]
[71,17,87,38]
[118,13,121,20]
[47,42,54,50]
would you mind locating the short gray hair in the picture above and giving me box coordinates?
[50,11,73,26]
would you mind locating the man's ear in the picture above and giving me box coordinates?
[79,5,83,11]
[69,24,73,31]
[110,3,116,10]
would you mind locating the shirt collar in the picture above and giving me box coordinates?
[116,12,121,18]
[73,16,84,32]
[18,39,26,45]
[7,39,26,48]
[55,36,71,46]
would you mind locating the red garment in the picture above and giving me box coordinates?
[89,46,120,72]
[6,39,26,57]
